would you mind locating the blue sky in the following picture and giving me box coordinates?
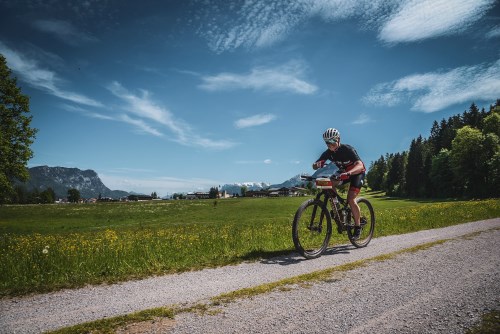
[1,0,499,196]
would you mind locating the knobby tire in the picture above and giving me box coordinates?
[347,197,375,248]
[292,199,332,259]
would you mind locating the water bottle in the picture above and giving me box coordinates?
[332,196,341,210]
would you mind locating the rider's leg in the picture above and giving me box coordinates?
[332,178,360,226]
[347,173,365,227]
[347,189,360,226]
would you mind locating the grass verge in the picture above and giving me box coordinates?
[466,310,500,334]
[1,198,498,297]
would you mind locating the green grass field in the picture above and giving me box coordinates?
[1,193,498,297]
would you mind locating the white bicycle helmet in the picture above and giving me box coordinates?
[323,128,340,144]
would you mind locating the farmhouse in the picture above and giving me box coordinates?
[186,192,210,200]
[127,194,154,201]
[246,187,307,197]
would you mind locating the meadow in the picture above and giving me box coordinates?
[1,193,499,297]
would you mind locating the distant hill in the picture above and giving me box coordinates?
[269,174,308,189]
[20,166,130,199]
[20,166,313,199]
[219,174,310,196]
[220,182,271,196]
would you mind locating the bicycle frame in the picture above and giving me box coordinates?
[313,188,352,232]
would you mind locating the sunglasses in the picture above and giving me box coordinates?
[325,140,338,145]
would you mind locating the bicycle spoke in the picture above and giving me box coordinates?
[292,199,332,259]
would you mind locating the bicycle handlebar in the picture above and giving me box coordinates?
[300,174,341,181]
[301,162,343,182]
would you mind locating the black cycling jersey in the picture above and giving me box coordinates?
[316,144,364,172]
[316,144,366,192]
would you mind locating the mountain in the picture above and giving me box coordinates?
[20,166,314,199]
[20,166,129,199]
[219,175,309,195]
[220,182,271,196]
[270,174,309,189]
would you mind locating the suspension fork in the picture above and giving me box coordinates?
[308,192,328,230]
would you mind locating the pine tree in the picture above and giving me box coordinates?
[428,120,441,155]
[463,102,481,129]
[405,136,424,197]
[386,152,406,196]
[366,155,386,191]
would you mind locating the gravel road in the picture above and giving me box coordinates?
[1,218,499,334]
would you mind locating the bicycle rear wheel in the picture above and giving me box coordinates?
[292,199,332,259]
[347,197,375,248]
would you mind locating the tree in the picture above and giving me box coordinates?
[428,120,441,155]
[422,152,433,197]
[0,54,38,203]
[240,185,248,197]
[487,151,500,197]
[366,155,386,191]
[40,187,55,204]
[209,187,219,199]
[405,136,424,197]
[385,152,406,196]
[429,149,454,198]
[462,102,481,129]
[67,188,81,203]
[482,112,500,137]
[13,185,29,204]
[483,133,500,197]
[450,126,489,197]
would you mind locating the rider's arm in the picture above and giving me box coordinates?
[345,160,366,176]
[312,151,330,170]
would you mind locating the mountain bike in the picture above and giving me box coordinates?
[292,166,375,259]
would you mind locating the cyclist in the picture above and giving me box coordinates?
[312,128,366,239]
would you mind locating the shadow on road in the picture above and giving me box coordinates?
[260,253,305,266]
[259,244,354,266]
[323,244,354,256]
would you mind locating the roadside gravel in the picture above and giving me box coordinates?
[170,222,500,334]
[0,218,499,334]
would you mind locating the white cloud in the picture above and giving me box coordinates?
[486,25,500,39]
[235,113,277,129]
[32,19,98,45]
[0,41,102,107]
[108,82,236,149]
[108,81,184,134]
[61,103,166,138]
[198,0,496,52]
[379,0,495,43]
[99,173,222,195]
[201,1,306,53]
[200,61,317,95]
[363,59,500,112]
[61,104,114,120]
[235,159,273,164]
[119,114,164,137]
[352,113,374,125]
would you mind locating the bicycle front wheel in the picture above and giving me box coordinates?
[292,199,332,259]
[347,197,375,248]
